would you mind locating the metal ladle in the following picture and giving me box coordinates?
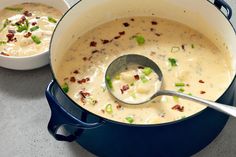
[105,54,236,117]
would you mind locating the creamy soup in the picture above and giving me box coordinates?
[108,64,161,104]
[57,17,233,124]
[0,3,62,57]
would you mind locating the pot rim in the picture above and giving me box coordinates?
[49,0,236,127]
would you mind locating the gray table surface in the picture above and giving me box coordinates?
[0,0,236,156]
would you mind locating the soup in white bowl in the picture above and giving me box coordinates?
[0,3,62,57]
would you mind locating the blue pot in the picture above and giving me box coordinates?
[46,0,236,156]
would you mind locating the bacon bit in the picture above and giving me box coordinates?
[70,77,76,82]
[83,57,87,61]
[0,52,9,56]
[73,70,79,74]
[130,18,135,21]
[94,100,98,104]
[23,11,32,17]
[101,39,110,44]
[155,33,161,36]
[6,33,14,40]
[186,84,190,87]
[79,91,91,103]
[138,66,144,69]
[92,50,99,54]
[101,109,105,113]
[88,56,93,61]
[78,79,86,84]
[31,22,37,26]
[123,22,130,27]
[181,44,185,51]
[16,16,26,25]
[199,80,205,83]
[120,84,129,94]
[150,28,155,32]
[200,91,206,94]
[134,75,140,80]
[116,104,122,109]
[79,91,90,98]
[6,33,17,42]
[78,78,90,84]
[8,30,15,34]
[160,113,166,118]
[150,51,156,56]
[119,31,125,35]
[22,15,27,20]
[172,105,184,112]
[24,32,32,38]
[36,16,40,19]
[114,36,120,40]
[90,41,97,47]
[151,21,158,25]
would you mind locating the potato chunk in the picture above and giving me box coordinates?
[136,83,151,94]
[120,71,135,83]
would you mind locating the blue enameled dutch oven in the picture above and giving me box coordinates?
[46,0,236,156]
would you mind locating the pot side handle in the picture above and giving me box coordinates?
[46,80,105,142]
[214,0,232,20]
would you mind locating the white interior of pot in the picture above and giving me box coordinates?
[51,0,236,81]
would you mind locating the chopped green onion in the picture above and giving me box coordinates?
[130,82,134,86]
[30,26,39,32]
[102,87,106,92]
[0,41,7,45]
[178,88,185,93]
[171,46,180,52]
[140,75,148,83]
[5,7,23,12]
[188,93,193,96]
[105,75,113,89]
[168,58,177,67]
[105,104,113,114]
[135,35,145,45]
[114,74,120,80]
[131,93,136,98]
[125,117,134,124]
[143,67,153,76]
[31,35,41,44]
[173,96,179,102]
[0,19,10,32]
[62,83,69,93]
[17,20,29,32]
[175,82,185,87]
[191,44,195,49]
[17,25,28,32]
[48,16,57,23]
[87,97,97,105]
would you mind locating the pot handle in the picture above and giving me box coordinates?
[214,0,232,19]
[46,80,105,142]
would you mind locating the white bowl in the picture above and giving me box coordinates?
[0,0,70,70]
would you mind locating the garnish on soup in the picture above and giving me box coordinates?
[57,17,233,124]
[0,3,62,56]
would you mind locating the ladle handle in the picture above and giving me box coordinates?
[155,90,236,117]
